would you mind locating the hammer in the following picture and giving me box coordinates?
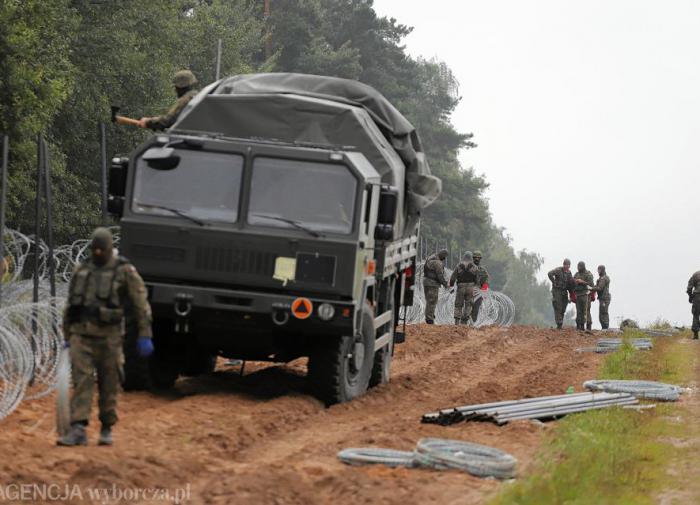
[111,105,142,128]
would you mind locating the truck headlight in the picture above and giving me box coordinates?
[317,303,335,321]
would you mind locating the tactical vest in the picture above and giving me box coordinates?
[423,255,441,283]
[67,258,127,328]
[454,263,478,284]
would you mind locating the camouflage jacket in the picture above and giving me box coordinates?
[146,89,197,131]
[593,274,611,300]
[64,255,153,338]
[475,264,489,286]
[423,254,448,288]
[573,270,595,295]
[687,271,700,295]
[450,261,479,286]
[548,266,574,291]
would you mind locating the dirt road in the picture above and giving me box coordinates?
[0,326,602,505]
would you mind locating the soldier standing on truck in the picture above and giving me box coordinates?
[591,265,611,329]
[573,261,595,331]
[471,250,489,323]
[138,70,198,130]
[450,252,479,325]
[687,270,700,339]
[548,259,575,329]
[423,249,448,324]
[57,228,154,447]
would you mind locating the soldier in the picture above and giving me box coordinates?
[687,270,700,339]
[57,228,154,446]
[423,249,448,324]
[450,252,479,325]
[547,259,574,329]
[573,261,595,331]
[138,70,198,130]
[471,250,489,323]
[591,265,611,329]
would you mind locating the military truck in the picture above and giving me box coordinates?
[108,73,441,404]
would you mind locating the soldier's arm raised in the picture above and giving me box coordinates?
[547,268,556,283]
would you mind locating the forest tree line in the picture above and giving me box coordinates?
[0,0,552,325]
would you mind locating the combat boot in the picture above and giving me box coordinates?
[693,331,698,340]
[586,323,592,331]
[454,318,460,325]
[425,318,434,325]
[556,323,563,330]
[98,426,113,446]
[57,423,87,446]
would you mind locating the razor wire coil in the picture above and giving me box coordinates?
[584,379,682,402]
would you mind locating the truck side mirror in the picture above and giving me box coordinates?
[377,186,398,225]
[108,157,128,218]
[109,157,128,197]
[143,146,180,170]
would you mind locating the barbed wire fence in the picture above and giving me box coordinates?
[401,260,515,327]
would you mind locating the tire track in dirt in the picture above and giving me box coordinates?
[0,325,602,505]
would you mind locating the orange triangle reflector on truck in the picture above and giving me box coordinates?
[291,297,313,320]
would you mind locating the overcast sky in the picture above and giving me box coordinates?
[373,0,700,327]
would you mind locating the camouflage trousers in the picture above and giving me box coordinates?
[424,285,440,321]
[69,333,123,427]
[575,294,592,329]
[692,296,700,334]
[454,283,476,323]
[551,289,569,326]
[599,295,611,329]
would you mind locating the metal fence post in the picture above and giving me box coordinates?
[0,135,8,307]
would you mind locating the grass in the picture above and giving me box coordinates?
[490,330,694,505]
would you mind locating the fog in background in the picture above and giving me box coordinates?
[374,0,700,326]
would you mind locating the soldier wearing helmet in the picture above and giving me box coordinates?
[423,249,449,324]
[573,261,595,331]
[449,252,479,325]
[58,228,153,447]
[138,70,198,130]
[686,270,700,339]
[591,265,611,329]
[470,250,489,323]
[547,258,575,329]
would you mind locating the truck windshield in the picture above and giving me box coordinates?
[132,148,243,223]
[248,157,357,235]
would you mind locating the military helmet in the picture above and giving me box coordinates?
[437,249,448,260]
[173,69,197,88]
[91,227,114,251]
[473,250,483,258]
[463,251,473,262]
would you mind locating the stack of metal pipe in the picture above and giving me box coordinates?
[597,338,653,351]
[422,392,639,426]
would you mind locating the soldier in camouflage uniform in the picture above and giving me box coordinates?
[687,270,700,339]
[471,250,489,323]
[547,259,574,329]
[138,70,198,130]
[58,228,154,447]
[423,249,448,324]
[591,265,611,329]
[450,252,479,325]
[573,261,595,331]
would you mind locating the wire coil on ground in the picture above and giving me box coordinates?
[584,379,682,401]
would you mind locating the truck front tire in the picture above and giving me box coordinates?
[308,304,375,405]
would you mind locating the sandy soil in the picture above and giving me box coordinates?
[0,325,603,505]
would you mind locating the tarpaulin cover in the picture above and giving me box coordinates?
[173,73,442,234]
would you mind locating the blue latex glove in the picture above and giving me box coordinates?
[136,337,154,358]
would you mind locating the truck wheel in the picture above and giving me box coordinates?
[149,353,179,390]
[369,336,393,388]
[122,331,151,391]
[308,304,375,405]
[182,348,217,377]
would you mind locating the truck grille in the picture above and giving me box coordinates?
[195,246,276,276]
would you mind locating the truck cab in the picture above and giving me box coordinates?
[110,73,439,404]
